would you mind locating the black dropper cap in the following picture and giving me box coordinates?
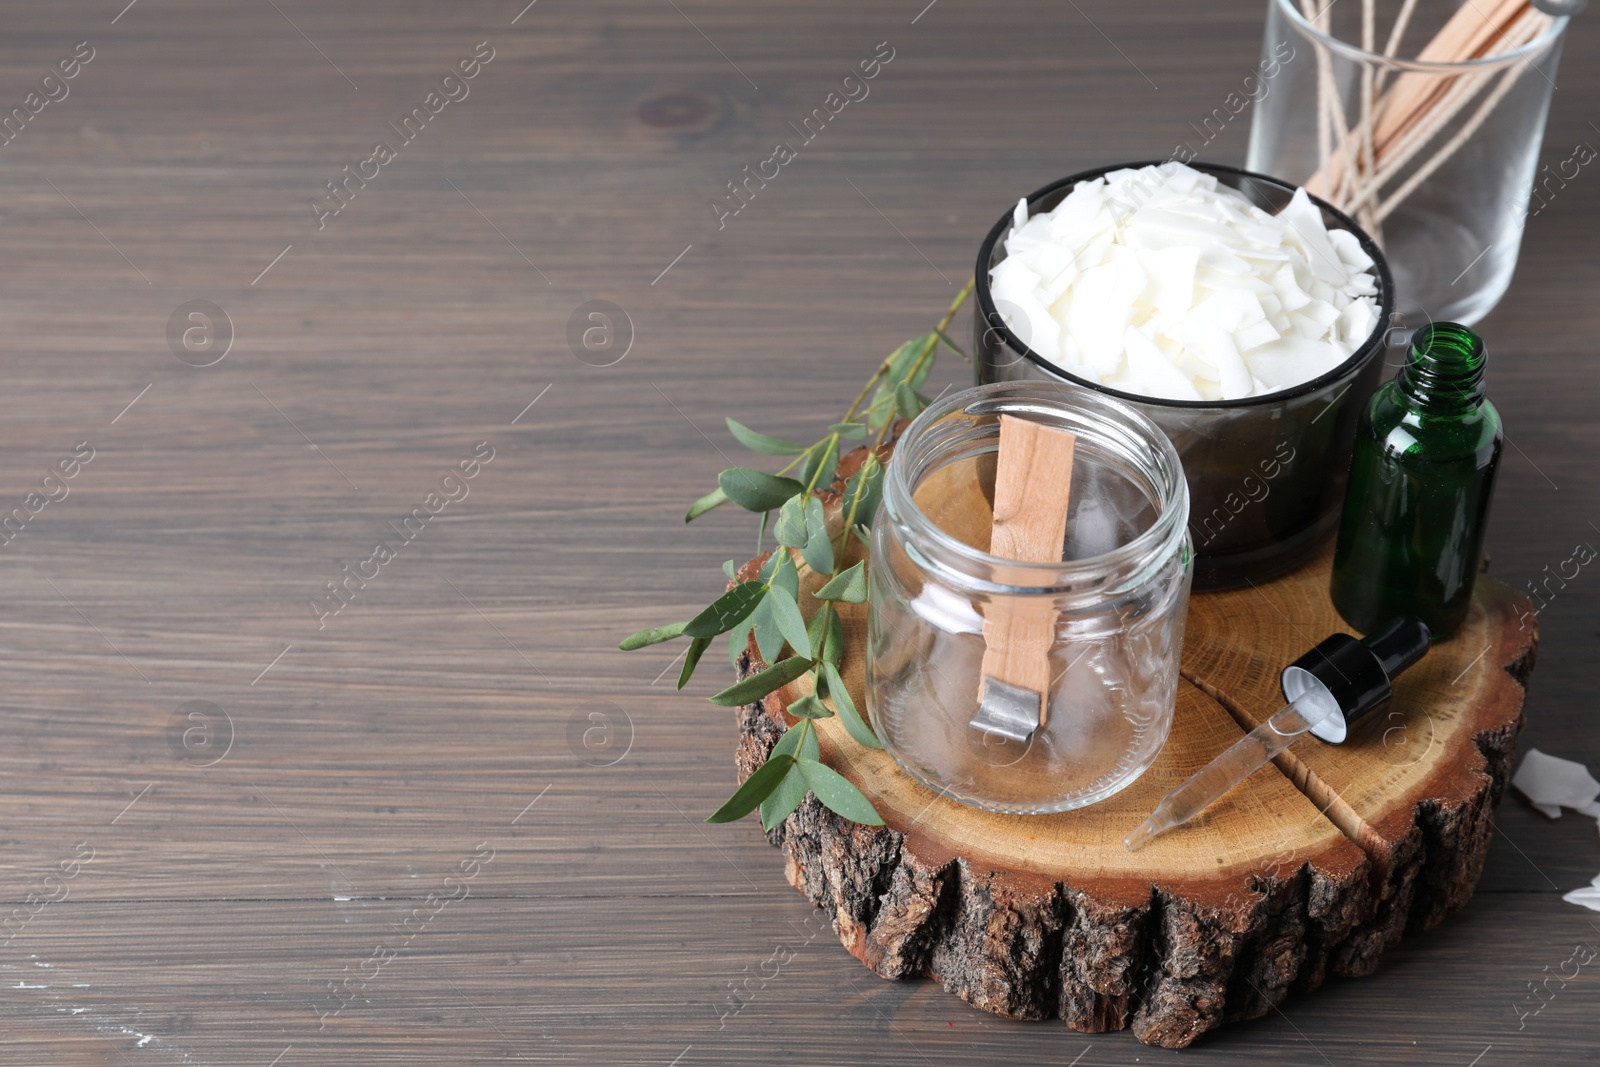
[1279,617,1432,744]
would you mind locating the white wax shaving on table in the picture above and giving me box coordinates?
[1510,749,1600,914]
[990,161,1380,402]
[1567,874,1600,914]
[1513,748,1600,824]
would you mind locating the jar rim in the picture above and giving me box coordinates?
[1271,0,1567,71]
[883,381,1191,595]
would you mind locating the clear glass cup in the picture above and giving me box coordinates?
[1247,0,1567,326]
[866,382,1192,815]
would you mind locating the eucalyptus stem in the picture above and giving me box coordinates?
[872,277,974,453]
[803,435,840,495]
[841,360,895,426]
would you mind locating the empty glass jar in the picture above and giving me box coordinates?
[867,382,1192,814]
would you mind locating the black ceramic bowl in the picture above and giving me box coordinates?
[974,161,1396,589]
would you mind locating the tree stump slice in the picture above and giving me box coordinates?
[729,453,1536,1049]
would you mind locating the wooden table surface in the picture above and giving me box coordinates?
[1,1,1595,1063]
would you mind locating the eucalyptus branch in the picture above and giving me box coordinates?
[620,280,975,830]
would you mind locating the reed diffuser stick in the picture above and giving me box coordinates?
[1358,0,1380,237]
[1374,14,1544,221]
[1304,0,1550,219]
[1383,0,1421,58]
[1359,6,1546,209]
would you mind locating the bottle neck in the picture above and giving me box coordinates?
[1396,322,1487,413]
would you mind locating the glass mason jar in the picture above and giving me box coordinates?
[1247,0,1568,327]
[867,382,1192,814]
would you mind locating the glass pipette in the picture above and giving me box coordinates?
[1124,616,1432,852]
[1123,688,1338,851]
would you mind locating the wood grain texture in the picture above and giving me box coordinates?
[0,0,1595,1063]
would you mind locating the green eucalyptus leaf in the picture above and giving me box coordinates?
[760,720,825,830]
[775,495,809,549]
[934,326,970,362]
[902,338,935,392]
[806,600,832,657]
[619,621,686,651]
[886,335,923,373]
[894,380,921,419]
[822,661,880,748]
[796,758,884,825]
[727,615,754,666]
[759,756,809,831]
[686,486,729,522]
[788,694,833,720]
[770,550,801,602]
[771,718,821,763]
[719,468,804,513]
[726,418,806,456]
[706,753,794,823]
[822,607,845,668]
[869,335,936,427]
[841,458,884,529]
[683,581,764,638]
[722,559,738,580]
[747,594,784,665]
[815,560,868,603]
[708,655,813,706]
[831,422,868,441]
[800,496,834,574]
[677,636,711,690]
[767,586,812,660]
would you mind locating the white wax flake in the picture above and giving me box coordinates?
[1512,749,1600,913]
[1566,874,1600,914]
[1123,327,1200,401]
[1513,748,1600,823]
[990,161,1380,400]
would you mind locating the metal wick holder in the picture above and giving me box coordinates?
[971,678,1043,743]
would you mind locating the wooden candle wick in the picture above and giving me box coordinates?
[976,415,1076,735]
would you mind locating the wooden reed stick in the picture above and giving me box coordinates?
[1374,22,1541,221]
[1309,0,1528,193]
[1383,0,1421,59]
[1305,0,1548,218]
[1358,0,1380,237]
[1350,5,1546,219]
[1339,63,1494,214]
[1369,0,1529,149]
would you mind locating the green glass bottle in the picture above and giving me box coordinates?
[1329,322,1502,639]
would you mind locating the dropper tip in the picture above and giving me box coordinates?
[1122,820,1160,853]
